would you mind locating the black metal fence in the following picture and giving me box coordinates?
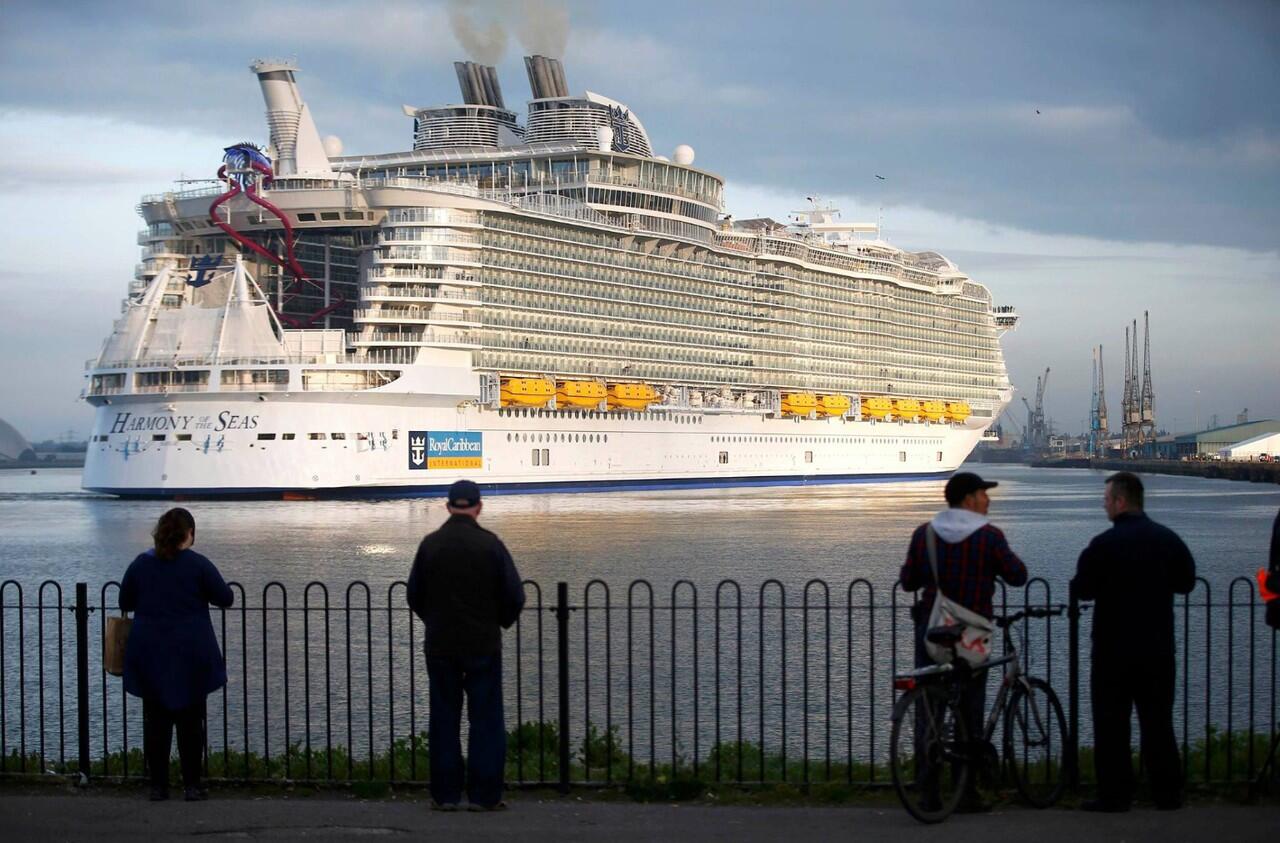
[1,576,1275,793]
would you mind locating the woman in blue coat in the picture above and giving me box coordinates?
[120,508,234,801]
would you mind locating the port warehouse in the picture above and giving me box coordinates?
[1152,419,1280,460]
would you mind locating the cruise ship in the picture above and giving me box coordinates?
[82,56,1018,498]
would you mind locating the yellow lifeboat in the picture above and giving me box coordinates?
[861,396,894,420]
[500,377,554,408]
[814,394,852,417]
[946,402,972,422]
[921,400,949,422]
[893,398,922,421]
[781,392,818,416]
[607,382,657,411]
[557,380,606,409]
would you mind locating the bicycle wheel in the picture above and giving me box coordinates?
[890,683,971,824]
[1004,676,1067,808]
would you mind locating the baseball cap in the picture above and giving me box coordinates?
[944,471,998,506]
[446,479,482,508]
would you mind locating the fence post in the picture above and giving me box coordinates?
[555,582,571,794]
[75,582,90,784]
[1066,580,1080,792]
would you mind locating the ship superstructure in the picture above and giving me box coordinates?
[84,56,1016,497]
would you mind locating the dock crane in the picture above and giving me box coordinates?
[1021,367,1051,452]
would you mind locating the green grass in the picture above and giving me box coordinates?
[3,721,1277,805]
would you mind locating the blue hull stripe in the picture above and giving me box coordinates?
[85,470,953,500]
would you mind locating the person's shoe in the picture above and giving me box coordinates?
[467,800,508,812]
[1081,798,1130,813]
[430,801,460,812]
[184,787,209,802]
[148,786,169,802]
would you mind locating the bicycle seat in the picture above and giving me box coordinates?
[926,625,963,646]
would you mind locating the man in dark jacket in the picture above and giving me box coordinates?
[407,479,525,811]
[1072,472,1196,812]
[900,471,1028,809]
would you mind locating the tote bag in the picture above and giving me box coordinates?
[104,613,132,677]
[923,527,994,666]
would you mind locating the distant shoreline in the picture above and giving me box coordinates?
[0,461,84,471]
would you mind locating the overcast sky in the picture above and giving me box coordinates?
[1,0,1276,441]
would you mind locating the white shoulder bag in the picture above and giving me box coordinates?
[923,526,994,666]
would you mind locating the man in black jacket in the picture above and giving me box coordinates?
[407,479,525,811]
[1072,472,1196,812]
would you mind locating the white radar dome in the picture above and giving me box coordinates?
[672,144,695,166]
[322,135,344,158]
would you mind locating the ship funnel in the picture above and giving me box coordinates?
[249,59,334,177]
[524,55,569,99]
[453,61,506,109]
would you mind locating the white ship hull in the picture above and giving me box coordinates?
[83,392,990,497]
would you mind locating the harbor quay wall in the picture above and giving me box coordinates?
[1033,458,1280,484]
[0,576,1274,791]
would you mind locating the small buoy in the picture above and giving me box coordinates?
[31,470,37,475]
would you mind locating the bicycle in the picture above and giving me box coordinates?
[889,606,1068,824]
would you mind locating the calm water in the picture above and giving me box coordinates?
[1,464,1276,594]
[1,465,1276,774]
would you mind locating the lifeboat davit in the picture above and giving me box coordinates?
[814,394,852,417]
[557,380,606,409]
[781,392,818,416]
[893,398,921,421]
[861,396,894,420]
[500,377,554,407]
[607,382,657,411]
[921,400,949,422]
[946,402,972,422]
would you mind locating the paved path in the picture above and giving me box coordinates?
[0,788,1275,841]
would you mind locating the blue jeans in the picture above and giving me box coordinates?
[426,653,506,806]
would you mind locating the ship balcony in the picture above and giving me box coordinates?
[349,329,480,350]
[353,308,482,327]
[376,231,482,246]
[370,253,483,269]
[994,306,1019,332]
[366,267,480,286]
[361,286,482,305]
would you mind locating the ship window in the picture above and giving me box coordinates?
[331,433,346,440]
[344,211,363,220]
[176,434,191,442]
[805,451,813,463]
[719,451,729,464]
[297,213,316,222]
[899,451,907,462]
[532,448,540,466]
[309,433,326,440]
[542,448,550,465]
[320,212,340,221]
[258,433,276,440]
[392,430,398,439]
[604,435,608,443]
[507,433,512,442]
[152,434,166,442]
[282,433,296,440]
[937,451,944,462]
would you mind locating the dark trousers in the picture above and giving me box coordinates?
[426,653,506,806]
[914,623,986,796]
[1091,656,1183,807]
[143,698,205,790]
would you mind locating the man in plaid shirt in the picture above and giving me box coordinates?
[899,472,1028,811]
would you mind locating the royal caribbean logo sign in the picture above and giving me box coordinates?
[408,431,483,470]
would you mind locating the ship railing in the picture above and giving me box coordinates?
[1,576,1269,792]
[353,308,480,323]
[360,286,481,302]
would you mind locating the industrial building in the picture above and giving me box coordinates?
[1154,419,1280,460]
